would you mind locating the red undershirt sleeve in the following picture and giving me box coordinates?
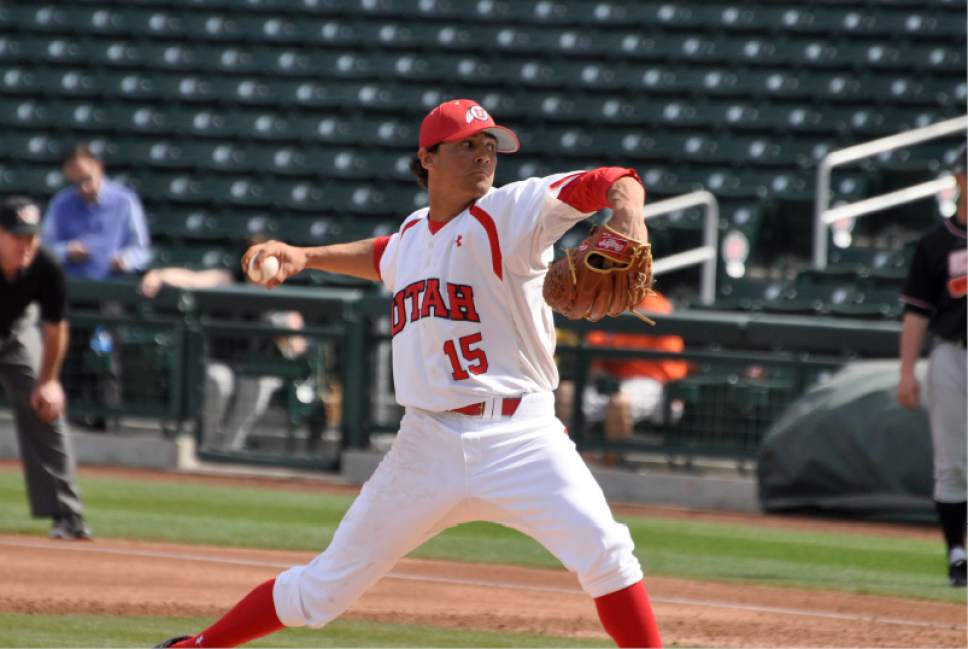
[553,167,643,213]
[372,235,391,280]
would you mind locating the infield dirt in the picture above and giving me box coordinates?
[0,464,963,647]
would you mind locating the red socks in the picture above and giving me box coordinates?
[172,578,284,648]
[594,581,662,648]
[169,577,659,648]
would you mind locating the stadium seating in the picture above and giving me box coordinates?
[0,0,962,315]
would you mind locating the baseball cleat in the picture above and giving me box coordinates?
[153,636,192,648]
[49,514,93,540]
[949,559,967,587]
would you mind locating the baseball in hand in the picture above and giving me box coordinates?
[248,255,280,283]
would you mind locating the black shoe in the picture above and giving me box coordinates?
[154,636,192,648]
[948,559,966,587]
[49,514,93,540]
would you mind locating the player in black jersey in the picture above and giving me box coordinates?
[898,143,967,587]
[0,195,90,540]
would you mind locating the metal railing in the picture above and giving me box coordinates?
[813,114,968,269]
[644,190,720,304]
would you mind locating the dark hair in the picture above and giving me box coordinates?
[62,143,101,167]
[409,144,439,189]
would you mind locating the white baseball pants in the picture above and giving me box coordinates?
[273,391,643,628]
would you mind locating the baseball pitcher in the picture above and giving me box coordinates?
[156,99,661,648]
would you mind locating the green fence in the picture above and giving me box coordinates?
[39,278,904,469]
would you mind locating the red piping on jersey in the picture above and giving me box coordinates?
[372,235,391,280]
[374,218,422,280]
[469,204,503,280]
[554,167,644,213]
[549,172,584,190]
[401,218,422,237]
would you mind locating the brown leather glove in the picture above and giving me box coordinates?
[543,224,655,323]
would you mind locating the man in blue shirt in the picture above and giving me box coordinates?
[41,144,152,279]
[41,144,153,429]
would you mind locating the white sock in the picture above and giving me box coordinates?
[949,546,966,564]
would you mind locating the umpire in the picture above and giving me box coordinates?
[0,195,91,540]
[898,143,967,587]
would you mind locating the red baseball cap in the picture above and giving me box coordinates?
[418,99,520,153]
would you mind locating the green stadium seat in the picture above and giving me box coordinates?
[36,69,100,99]
[0,34,24,66]
[0,164,64,196]
[234,14,304,43]
[354,117,417,148]
[154,75,218,103]
[106,104,173,135]
[230,110,295,140]
[179,12,245,41]
[761,277,857,316]
[199,45,260,74]
[287,114,358,145]
[64,5,132,35]
[27,36,86,64]
[702,101,768,131]
[300,18,361,47]
[252,47,313,76]
[1,68,45,97]
[140,43,201,72]
[209,176,270,207]
[828,285,903,320]
[8,5,71,32]
[87,40,144,68]
[260,180,322,212]
[495,157,553,184]
[0,133,63,163]
[308,51,371,80]
[96,71,161,101]
[46,101,111,132]
[137,172,206,204]
[247,144,305,175]
[153,243,235,270]
[176,108,236,139]
[715,278,786,312]
[0,98,51,128]
[807,71,869,103]
[911,43,966,73]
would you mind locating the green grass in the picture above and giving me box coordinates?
[0,614,610,648]
[0,469,958,603]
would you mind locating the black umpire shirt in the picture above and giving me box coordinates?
[901,217,968,342]
[0,248,67,338]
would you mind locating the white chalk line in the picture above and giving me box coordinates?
[0,538,963,631]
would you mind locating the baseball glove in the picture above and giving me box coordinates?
[543,224,655,323]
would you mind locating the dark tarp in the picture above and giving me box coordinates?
[757,360,936,522]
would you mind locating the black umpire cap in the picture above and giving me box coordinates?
[0,196,42,235]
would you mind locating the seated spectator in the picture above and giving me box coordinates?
[556,291,690,443]
[139,253,307,451]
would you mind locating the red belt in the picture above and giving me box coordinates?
[450,397,522,417]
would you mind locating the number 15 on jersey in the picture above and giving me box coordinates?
[443,333,489,381]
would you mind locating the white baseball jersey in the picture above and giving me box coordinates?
[275,165,650,635]
[377,169,638,412]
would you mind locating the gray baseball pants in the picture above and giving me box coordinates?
[0,315,83,518]
[927,341,968,503]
